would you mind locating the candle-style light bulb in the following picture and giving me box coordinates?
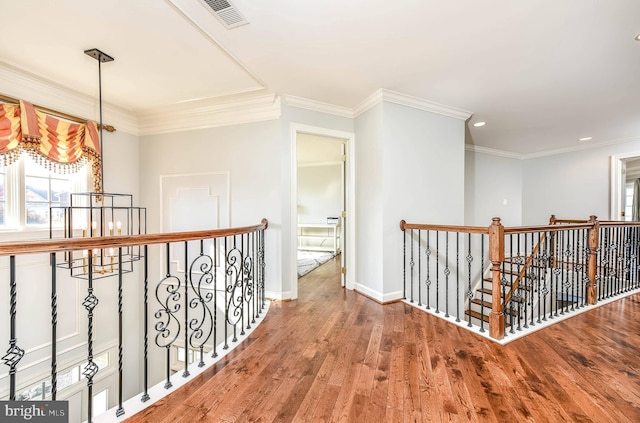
[82,250,88,274]
[91,221,97,237]
[116,220,122,236]
[108,221,114,236]
[109,247,115,272]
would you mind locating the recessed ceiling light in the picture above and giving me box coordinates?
[635,33,640,41]
[473,121,486,127]
[579,137,592,142]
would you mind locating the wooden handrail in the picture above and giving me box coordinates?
[400,220,489,234]
[0,219,268,256]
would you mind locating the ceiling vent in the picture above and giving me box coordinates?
[199,0,248,29]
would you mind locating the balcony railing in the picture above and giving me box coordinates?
[0,219,268,422]
[401,216,640,341]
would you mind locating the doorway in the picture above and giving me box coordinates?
[611,152,640,220]
[290,124,355,299]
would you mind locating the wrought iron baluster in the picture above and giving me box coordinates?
[455,232,460,322]
[116,247,125,417]
[141,245,150,402]
[479,234,485,333]
[183,241,190,378]
[425,231,431,310]
[243,232,254,332]
[509,234,515,334]
[417,230,422,307]
[188,240,214,368]
[50,253,57,400]
[2,256,24,401]
[213,237,219,358]
[403,227,406,300]
[445,231,450,318]
[435,231,440,314]
[466,233,473,328]
[223,237,229,350]
[83,253,99,423]
[409,229,414,303]
[154,243,181,390]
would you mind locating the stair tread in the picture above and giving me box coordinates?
[464,309,515,325]
[480,281,534,291]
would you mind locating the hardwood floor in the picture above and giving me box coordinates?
[126,257,640,422]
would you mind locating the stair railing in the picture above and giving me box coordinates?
[402,215,640,340]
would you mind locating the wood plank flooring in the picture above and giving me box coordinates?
[126,256,640,422]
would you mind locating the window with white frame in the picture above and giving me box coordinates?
[0,155,88,230]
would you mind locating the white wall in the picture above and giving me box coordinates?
[381,102,466,301]
[139,120,283,296]
[465,150,523,227]
[522,140,640,224]
[354,103,385,299]
[297,165,342,223]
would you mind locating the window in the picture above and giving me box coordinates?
[0,163,6,226]
[0,155,88,230]
[15,351,110,401]
[625,182,634,222]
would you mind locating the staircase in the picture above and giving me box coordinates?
[465,255,547,327]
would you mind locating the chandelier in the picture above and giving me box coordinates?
[51,49,146,279]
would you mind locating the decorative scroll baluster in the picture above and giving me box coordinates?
[189,240,214,368]
[183,242,190,378]
[83,252,99,423]
[239,235,246,336]
[155,243,181,390]
[244,233,254,331]
[226,236,244,343]
[116,247,125,417]
[3,256,24,401]
[141,245,150,402]
[50,253,57,400]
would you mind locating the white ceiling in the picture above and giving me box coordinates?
[1,0,639,155]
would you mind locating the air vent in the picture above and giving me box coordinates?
[200,0,248,28]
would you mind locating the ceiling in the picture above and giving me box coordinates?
[1,0,639,156]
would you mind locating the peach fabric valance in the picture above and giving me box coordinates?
[0,100,102,192]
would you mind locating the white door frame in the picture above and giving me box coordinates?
[610,152,640,220]
[290,123,356,299]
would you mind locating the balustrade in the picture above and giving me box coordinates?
[402,216,640,341]
[0,219,267,422]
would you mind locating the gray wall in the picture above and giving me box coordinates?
[465,150,523,227]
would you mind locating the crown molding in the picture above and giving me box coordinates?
[0,61,138,135]
[283,95,353,118]
[465,144,524,160]
[137,94,282,135]
[523,135,640,159]
[354,88,473,121]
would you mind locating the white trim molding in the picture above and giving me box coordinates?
[138,94,281,135]
[465,144,525,160]
[283,95,354,119]
[354,88,473,121]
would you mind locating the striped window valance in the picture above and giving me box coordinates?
[0,99,102,192]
